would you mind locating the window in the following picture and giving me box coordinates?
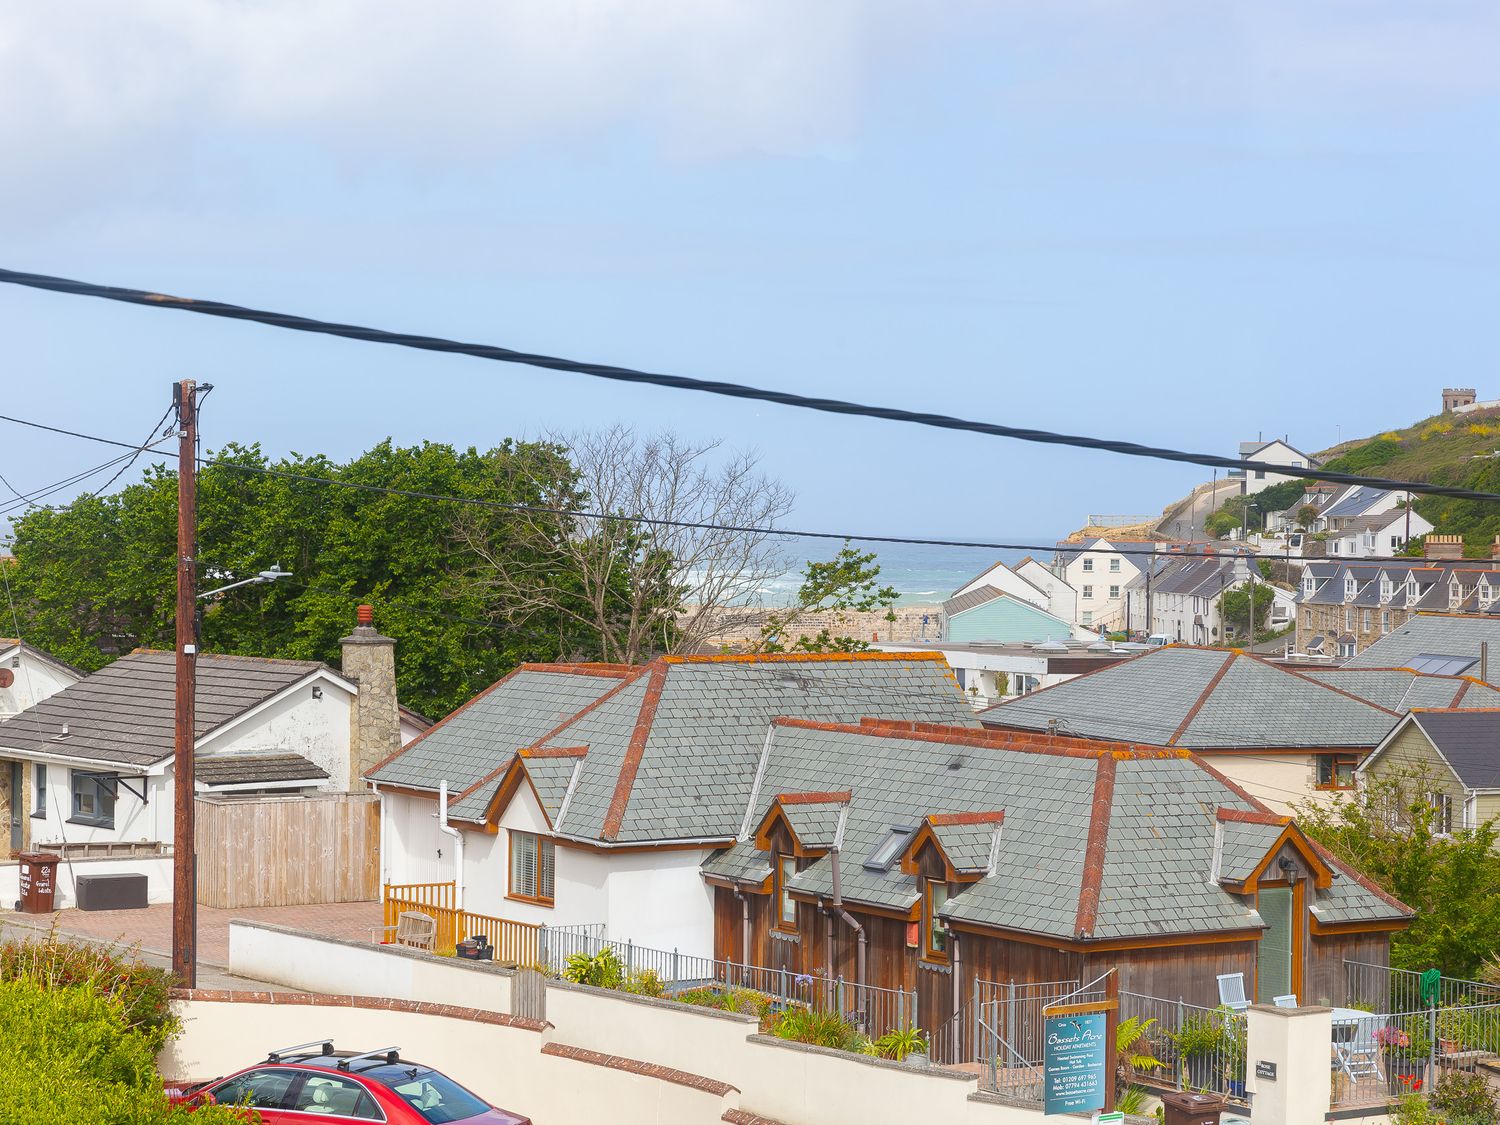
[1344,607,1353,631]
[1082,558,1094,572]
[1108,558,1121,573]
[1316,754,1358,791]
[32,764,45,820]
[776,854,798,930]
[1082,585,1094,599]
[387,1071,491,1124]
[1362,609,1371,631]
[69,770,115,828]
[864,827,917,872]
[923,879,950,961]
[1339,640,1356,659]
[1381,611,1391,634]
[290,1073,383,1120]
[1108,585,1120,599]
[209,1069,298,1112]
[1256,884,1295,1004]
[1430,793,1454,837]
[1254,470,1266,479]
[1081,611,1093,626]
[507,830,555,905]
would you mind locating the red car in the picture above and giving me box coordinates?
[170,1042,530,1124]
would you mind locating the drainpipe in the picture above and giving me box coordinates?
[437,780,464,912]
[830,847,867,991]
[824,899,835,979]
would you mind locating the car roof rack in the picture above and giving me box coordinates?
[337,1047,401,1071]
[267,1041,335,1063]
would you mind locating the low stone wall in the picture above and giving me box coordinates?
[687,604,944,648]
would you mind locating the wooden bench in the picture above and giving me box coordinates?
[372,910,437,952]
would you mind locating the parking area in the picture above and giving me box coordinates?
[0,899,381,969]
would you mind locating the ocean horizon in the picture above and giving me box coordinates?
[757,537,1063,607]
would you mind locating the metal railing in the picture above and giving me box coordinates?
[975,982,1111,1104]
[539,928,916,1040]
[1118,991,1247,1105]
[933,978,1079,1068]
[1343,959,1500,1014]
[1331,1003,1500,1108]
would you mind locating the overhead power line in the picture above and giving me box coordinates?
[1,266,1497,505]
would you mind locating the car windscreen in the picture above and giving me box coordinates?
[379,1069,491,1124]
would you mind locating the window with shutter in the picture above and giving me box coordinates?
[507,830,554,905]
[1256,885,1294,1003]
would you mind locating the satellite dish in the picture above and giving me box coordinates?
[0,668,14,688]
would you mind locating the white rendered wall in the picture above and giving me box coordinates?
[0,651,79,718]
[381,790,449,886]
[24,762,165,848]
[952,561,1049,611]
[0,853,173,909]
[198,678,351,792]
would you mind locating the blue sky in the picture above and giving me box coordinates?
[2,1,1497,557]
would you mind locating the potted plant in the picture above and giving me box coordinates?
[1172,1013,1225,1090]
[1376,1018,1429,1095]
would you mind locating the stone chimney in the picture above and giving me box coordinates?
[1491,536,1500,561]
[340,604,400,790]
[1425,534,1465,561]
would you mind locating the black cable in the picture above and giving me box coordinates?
[2,266,1499,505]
[0,407,1455,564]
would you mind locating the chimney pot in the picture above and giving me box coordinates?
[357,604,374,627]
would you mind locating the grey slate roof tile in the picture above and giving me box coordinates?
[0,650,335,768]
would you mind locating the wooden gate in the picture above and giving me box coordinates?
[195,793,379,909]
[513,968,548,1022]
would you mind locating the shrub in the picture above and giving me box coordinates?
[771,1007,865,1052]
[0,935,177,1045]
[0,978,242,1125]
[1432,1071,1500,1120]
[562,947,623,990]
[869,1027,928,1061]
[620,969,666,998]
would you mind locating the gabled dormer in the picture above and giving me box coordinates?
[1342,573,1358,601]
[900,811,1005,965]
[1379,572,1396,603]
[754,791,851,934]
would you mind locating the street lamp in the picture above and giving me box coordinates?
[196,564,292,600]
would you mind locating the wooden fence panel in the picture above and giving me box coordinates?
[195,794,379,909]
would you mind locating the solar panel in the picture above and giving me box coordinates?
[1407,652,1478,676]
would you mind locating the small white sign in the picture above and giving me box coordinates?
[1095,1114,1125,1125]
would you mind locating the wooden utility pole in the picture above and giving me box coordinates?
[172,379,198,986]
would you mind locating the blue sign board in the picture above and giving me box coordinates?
[1043,1011,1109,1115]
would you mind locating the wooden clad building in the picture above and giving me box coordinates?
[702,720,1410,1034]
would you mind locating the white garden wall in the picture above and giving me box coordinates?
[0,853,173,909]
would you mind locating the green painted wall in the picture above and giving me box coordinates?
[947,595,1074,644]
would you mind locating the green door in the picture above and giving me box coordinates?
[1257,885,1293,1003]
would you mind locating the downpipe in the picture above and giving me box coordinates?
[437,779,465,912]
[830,847,867,991]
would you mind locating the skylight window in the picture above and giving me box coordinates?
[864,825,918,872]
[1407,653,1478,677]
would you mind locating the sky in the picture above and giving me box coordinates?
[1,1,1498,557]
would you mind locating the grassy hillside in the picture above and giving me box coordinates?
[1317,407,1500,555]
[1207,405,1500,554]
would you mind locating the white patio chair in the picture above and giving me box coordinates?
[1273,994,1298,1009]
[1332,1014,1385,1085]
[1217,973,1250,1012]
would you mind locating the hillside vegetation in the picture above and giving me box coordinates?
[1210,406,1500,554]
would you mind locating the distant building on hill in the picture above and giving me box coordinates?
[1230,437,1319,496]
[1443,387,1478,412]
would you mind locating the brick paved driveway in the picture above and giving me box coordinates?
[1,898,381,966]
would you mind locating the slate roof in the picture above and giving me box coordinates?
[440,653,975,844]
[928,817,1003,875]
[702,722,1408,944]
[1297,669,1500,712]
[369,665,628,799]
[980,646,1397,750]
[1346,614,1500,670]
[943,585,1004,618]
[1323,486,1396,522]
[1407,711,1500,789]
[0,650,337,768]
[780,798,848,850]
[1217,818,1284,883]
[195,753,328,786]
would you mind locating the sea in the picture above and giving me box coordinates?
[759,538,1061,607]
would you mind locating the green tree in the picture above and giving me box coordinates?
[756,542,897,653]
[7,439,619,717]
[1297,768,1500,976]
[1203,507,1242,539]
[1218,582,1277,640]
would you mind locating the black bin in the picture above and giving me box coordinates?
[1161,1091,1226,1125]
[74,872,148,911]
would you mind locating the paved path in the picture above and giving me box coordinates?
[0,899,381,989]
[1158,477,1241,540]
